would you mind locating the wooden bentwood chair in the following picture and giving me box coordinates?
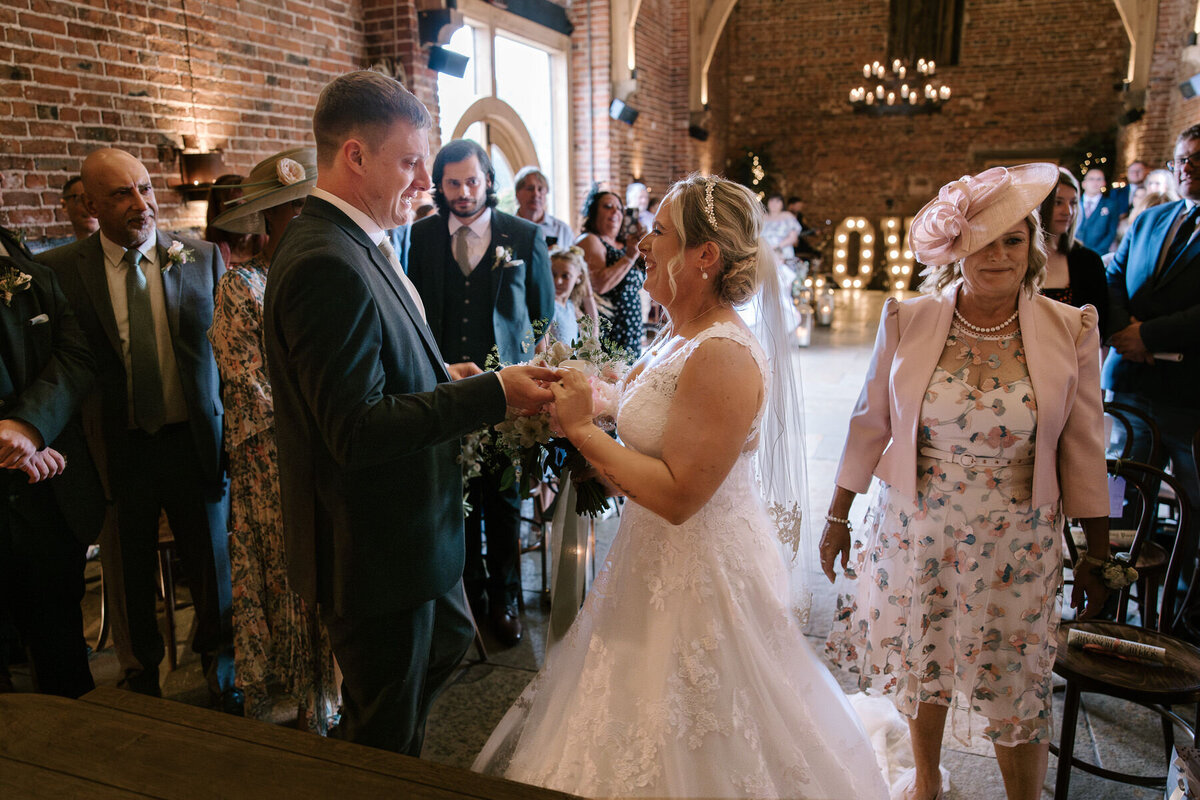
[1053,459,1200,798]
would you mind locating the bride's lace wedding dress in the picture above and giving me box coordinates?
[473,322,888,799]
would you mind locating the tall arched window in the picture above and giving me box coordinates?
[436,1,571,221]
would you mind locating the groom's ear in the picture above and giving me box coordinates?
[342,138,368,176]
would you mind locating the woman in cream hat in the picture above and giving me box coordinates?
[821,164,1111,800]
[208,148,339,732]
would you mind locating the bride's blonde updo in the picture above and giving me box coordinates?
[662,173,773,306]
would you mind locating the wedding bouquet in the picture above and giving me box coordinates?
[459,324,631,517]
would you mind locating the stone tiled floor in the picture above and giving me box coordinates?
[15,289,1171,799]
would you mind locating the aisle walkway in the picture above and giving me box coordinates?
[20,289,1166,799]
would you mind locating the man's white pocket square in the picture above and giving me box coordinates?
[28,314,49,326]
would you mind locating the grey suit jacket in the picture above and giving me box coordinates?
[264,197,506,616]
[407,209,555,365]
[37,231,226,488]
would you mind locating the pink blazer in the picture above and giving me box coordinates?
[835,285,1109,519]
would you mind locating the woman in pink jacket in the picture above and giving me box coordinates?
[822,164,1112,800]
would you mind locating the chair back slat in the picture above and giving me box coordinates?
[1104,402,1161,466]
[1106,459,1196,636]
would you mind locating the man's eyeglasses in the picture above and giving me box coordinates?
[61,193,86,205]
[1166,153,1200,173]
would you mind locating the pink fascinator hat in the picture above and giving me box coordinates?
[908,163,1059,266]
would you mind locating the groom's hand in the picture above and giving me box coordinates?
[447,361,483,380]
[497,365,558,413]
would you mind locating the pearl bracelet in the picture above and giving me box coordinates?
[824,514,853,531]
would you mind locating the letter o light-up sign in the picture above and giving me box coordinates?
[832,217,875,288]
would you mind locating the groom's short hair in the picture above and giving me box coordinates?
[313,70,431,166]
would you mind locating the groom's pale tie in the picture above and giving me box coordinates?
[376,237,428,323]
[453,227,473,276]
[124,247,165,434]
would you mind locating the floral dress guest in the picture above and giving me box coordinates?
[820,164,1111,800]
[576,187,646,358]
[208,148,339,733]
[762,193,803,262]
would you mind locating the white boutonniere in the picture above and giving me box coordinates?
[163,240,193,272]
[492,245,524,271]
[0,266,33,306]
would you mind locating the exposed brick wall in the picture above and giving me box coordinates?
[0,0,366,241]
[568,0,617,219]
[1119,0,1200,170]
[705,0,1131,248]
[567,0,691,229]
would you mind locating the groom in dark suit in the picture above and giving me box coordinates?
[0,226,105,698]
[264,71,555,755]
[1105,123,1200,521]
[408,140,555,647]
[38,149,235,706]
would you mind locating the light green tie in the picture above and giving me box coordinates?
[124,247,165,433]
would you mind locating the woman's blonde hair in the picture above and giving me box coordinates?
[660,173,774,306]
[918,211,1048,296]
[550,245,591,306]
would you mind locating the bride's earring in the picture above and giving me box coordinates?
[701,270,709,280]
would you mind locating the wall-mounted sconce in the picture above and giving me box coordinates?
[171,135,225,202]
[609,98,639,125]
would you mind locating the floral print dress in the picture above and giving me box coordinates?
[598,240,645,359]
[209,255,339,733]
[827,325,1063,746]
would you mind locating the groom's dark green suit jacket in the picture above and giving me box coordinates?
[264,197,506,617]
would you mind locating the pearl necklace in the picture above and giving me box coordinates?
[954,307,1018,334]
[951,320,1020,342]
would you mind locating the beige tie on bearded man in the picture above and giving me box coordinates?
[453,226,473,277]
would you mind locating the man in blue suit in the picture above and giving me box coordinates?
[1105,124,1200,518]
[39,149,236,707]
[1077,168,1120,253]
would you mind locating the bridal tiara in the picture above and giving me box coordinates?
[704,178,718,230]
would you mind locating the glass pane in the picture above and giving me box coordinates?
[491,143,516,215]
[494,34,555,204]
[438,26,479,145]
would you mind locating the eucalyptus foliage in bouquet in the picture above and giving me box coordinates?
[460,322,631,517]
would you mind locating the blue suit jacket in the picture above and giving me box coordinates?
[1103,199,1200,406]
[1077,195,1120,253]
[39,231,227,488]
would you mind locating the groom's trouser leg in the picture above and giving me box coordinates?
[322,580,473,756]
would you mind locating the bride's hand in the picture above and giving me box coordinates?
[819,522,852,583]
[549,368,595,435]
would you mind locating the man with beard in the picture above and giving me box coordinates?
[407,139,554,647]
[38,149,236,709]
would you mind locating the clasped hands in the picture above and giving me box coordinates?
[0,418,66,484]
[1109,317,1152,364]
[492,364,596,434]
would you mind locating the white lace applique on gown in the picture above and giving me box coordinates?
[473,322,889,800]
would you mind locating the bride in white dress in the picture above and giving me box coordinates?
[472,175,889,799]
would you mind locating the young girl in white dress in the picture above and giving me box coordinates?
[473,175,889,800]
[549,245,600,344]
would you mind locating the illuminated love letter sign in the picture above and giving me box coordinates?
[832,217,877,288]
[881,216,917,290]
